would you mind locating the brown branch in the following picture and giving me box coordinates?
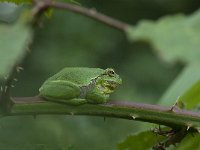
[5,96,200,131]
[32,0,129,31]
[50,2,128,31]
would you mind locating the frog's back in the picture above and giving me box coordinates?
[48,67,104,85]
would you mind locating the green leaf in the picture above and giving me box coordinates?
[0,11,33,79]
[179,80,200,109]
[118,131,163,150]
[176,134,200,150]
[159,63,200,106]
[126,9,200,63]
[126,3,200,109]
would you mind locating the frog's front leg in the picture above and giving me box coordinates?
[39,80,80,101]
[86,89,109,104]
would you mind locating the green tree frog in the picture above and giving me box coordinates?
[39,67,122,105]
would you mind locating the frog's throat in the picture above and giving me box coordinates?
[79,78,96,98]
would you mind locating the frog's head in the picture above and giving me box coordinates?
[96,68,122,94]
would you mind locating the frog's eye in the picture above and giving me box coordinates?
[107,70,115,76]
[102,69,116,77]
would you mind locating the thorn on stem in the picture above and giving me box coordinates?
[130,114,138,120]
[186,124,192,131]
[169,96,181,112]
[187,126,190,131]
[131,115,136,120]
[170,104,176,112]
[16,66,24,73]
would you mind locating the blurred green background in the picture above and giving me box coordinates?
[0,0,200,149]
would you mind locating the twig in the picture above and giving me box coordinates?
[32,0,128,31]
[49,2,128,31]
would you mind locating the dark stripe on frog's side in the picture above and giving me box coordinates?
[79,78,97,98]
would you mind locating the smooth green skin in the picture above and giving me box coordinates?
[39,67,122,105]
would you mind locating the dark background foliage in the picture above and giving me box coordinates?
[0,0,199,149]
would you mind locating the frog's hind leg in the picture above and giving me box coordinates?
[39,80,80,100]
